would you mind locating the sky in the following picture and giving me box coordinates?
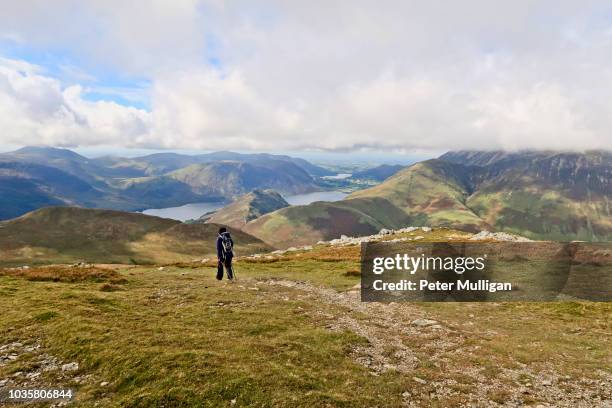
[1,1,612,154]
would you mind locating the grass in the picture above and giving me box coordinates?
[0,236,610,406]
[0,267,409,407]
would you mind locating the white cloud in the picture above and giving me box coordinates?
[0,59,151,147]
[0,1,611,152]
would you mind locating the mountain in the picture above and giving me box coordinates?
[350,164,404,181]
[0,207,271,266]
[167,160,319,198]
[202,189,289,229]
[244,150,611,247]
[0,146,330,220]
[93,151,333,177]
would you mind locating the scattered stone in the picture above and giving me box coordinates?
[231,398,237,405]
[412,376,427,385]
[0,379,7,387]
[542,379,553,386]
[411,319,438,327]
[469,230,532,242]
[100,381,109,387]
[61,362,78,372]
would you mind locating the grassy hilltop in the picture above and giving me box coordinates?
[0,207,270,267]
[0,228,610,407]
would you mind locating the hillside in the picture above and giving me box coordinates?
[203,189,289,229]
[0,207,271,266]
[350,164,404,181]
[0,228,609,406]
[168,160,319,198]
[245,151,611,247]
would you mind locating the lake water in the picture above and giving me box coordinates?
[142,202,226,222]
[284,191,349,206]
[321,173,352,180]
[141,190,348,221]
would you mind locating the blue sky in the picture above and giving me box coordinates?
[0,1,611,154]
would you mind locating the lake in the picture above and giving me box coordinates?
[284,190,348,206]
[142,190,348,221]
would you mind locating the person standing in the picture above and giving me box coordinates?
[216,227,235,281]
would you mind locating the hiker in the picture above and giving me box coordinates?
[216,227,235,281]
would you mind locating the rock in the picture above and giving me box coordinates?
[402,391,411,398]
[0,379,8,387]
[413,236,424,240]
[230,398,237,405]
[469,231,532,242]
[379,228,392,235]
[7,354,18,360]
[421,227,432,232]
[412,376,427,385]
[158,267,164,271]
[542,379,552,386]
[411,319,438,327]
[100,381,109,387]
[61,362,79,372]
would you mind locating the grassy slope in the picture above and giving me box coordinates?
[0,229,609,407]
[243,197,411,248]
[0,207,271,266]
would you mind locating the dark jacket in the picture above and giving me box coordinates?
[216,232,234,259]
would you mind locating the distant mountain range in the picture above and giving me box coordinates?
[1,147,609,249]
[244,150,611,247]
[0,146,331,220]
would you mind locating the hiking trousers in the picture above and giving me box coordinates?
[217,255,234,280]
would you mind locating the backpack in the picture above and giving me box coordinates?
[220,232,233,254]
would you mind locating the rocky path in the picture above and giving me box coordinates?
[260,278,612,407]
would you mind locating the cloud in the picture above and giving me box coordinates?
[0,1,611,152]
[0,58,151,147]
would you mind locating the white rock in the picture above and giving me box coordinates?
[469,230,532,242]
[100,381,109,387]
[421,227,432,232]
[411,318,438,327]
[412,376,427,385]
[61,362,78,372]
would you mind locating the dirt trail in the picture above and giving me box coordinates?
[260,278,612,408]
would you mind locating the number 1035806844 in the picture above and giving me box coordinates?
[2,388,74,402]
